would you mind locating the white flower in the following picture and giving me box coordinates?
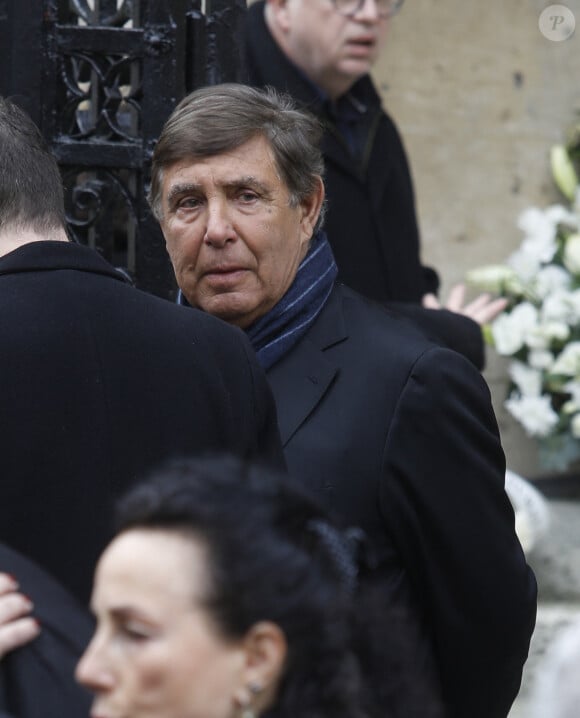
[571,413,580,439]
[563,233,580,274]
[516,207,560,262]
[568,290,580,321]
[508,246,542,283]
[467,128,580,471]
[526,321,570,350]
[505,393,558,437]
[564,380,580,406]
[541,290,574,323]
[491,302,538,355]
[517,206,553,239]
[550,341,580,376]
[509,361,542,397]
[534,265,571,299]
[545,204,579,229]
[528,349,554,370]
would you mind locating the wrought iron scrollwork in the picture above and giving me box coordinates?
[69,0,133,28]
[62,167,138,275]
[3,0,248,297]
[60,53,142,140]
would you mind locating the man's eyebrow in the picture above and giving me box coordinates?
[166,182,201,205]
[228,176,269,191]
[166,177,272,205]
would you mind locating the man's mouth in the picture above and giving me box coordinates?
[347,36,376,51]
[203,266,248,286]
[204,265,246,276]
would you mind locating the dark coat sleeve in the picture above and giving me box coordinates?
[379,347,537,718]
[386,302,485,370]
[0,544,93,718]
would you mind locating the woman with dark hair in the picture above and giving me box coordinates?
[75,455,442,718]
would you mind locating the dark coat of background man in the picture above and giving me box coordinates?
[148,83,537,718]
[0,96,284,605]
[242,0,509,370]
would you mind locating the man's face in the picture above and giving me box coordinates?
[159,134,322,328]
[269,0,391,99]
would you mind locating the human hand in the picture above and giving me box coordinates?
[0,572,40,659]
[422,283,508,325]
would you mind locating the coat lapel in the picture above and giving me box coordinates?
[266,287,347,445]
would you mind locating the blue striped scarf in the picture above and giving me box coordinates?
[246,230,337,370]
[177,231,337,370]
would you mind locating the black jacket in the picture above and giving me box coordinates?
[0,241,284,604]
[243,1,485,369]
[0,543,93,718]
[266,284,537,718]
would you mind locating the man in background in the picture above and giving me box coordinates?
[243,0,507,369]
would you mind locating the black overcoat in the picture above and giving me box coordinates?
[267,284,537,718]
[0,241,283,603]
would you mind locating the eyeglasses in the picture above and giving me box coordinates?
[329,0,405,19]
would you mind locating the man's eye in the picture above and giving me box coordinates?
[177,197,202,210]
[238,191,258,203]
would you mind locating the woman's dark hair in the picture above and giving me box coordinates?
[115,456,443,718]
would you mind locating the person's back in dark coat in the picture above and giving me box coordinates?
[0,96,284,604]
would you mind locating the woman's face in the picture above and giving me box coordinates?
[76,529,248,718]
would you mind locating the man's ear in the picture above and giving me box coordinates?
[299,176,325,242]
[233,621,287,714]
[265,0,291,33]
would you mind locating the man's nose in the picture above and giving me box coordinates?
[204,200,236,247]
[353,0,381,21]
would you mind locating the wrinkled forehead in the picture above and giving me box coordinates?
[160,137,286,196]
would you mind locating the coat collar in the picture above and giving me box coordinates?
[266,285,348,445]
[0,240,131,285]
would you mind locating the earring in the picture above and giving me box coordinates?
[239,682,262,718]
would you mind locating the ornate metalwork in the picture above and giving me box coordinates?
[1,0,247,299]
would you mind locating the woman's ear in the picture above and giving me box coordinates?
[233,621,287,715]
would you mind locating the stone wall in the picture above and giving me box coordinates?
[375,0,580,478]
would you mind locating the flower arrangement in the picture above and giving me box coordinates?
[467,120,580,472]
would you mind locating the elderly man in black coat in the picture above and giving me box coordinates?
[242,0,509,370]
[0,96,284,606]
[149,83,537,718]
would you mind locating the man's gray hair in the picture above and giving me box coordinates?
[148,83,326,229]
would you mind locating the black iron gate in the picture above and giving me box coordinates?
[0,0,247,298]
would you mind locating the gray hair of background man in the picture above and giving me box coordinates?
[0,96,66,236]
[148,83,326,229]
